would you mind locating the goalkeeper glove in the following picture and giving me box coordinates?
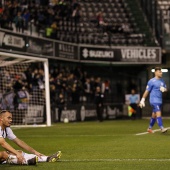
[139,98,145,108]
[160,86,166,92]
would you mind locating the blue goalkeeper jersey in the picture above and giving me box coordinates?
[146,77,167,104]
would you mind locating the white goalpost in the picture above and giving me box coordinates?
[0,52,51,127]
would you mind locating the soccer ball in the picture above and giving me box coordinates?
[63,118,69,123]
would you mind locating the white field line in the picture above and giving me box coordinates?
[11,125,47,128]
[135,127,170,136]
[14,134,131,138]
[60,158,170,162]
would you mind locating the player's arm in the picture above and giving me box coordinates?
[139,90,149,108]
[141,90,149,99]
[0,137,24,163]
[13,137,44,157]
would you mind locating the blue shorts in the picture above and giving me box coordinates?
[150,103,162,113]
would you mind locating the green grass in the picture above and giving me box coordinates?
[1,119,170,170]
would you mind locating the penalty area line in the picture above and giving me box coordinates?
[60,158,170,162]
[135,127,170,136]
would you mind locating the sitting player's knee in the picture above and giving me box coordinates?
[0,151,9,160]
[17,150,24,155]
[7,150,23,155]
[17,150,23,153]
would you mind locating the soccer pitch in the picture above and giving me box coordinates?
[1,119,170,170]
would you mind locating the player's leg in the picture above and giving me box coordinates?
[156,110,167,133]
[24,150,62,163]
[5,152,58,164]
[147,103,168,133]
[147,112,156,133]
[1,150,62,164]
[5,150,37,165]
[23,152,48,162]
[0,151,9,164]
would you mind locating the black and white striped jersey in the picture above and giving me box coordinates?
[0,126,16,140]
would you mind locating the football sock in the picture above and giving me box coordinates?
[37,156,48,162]
[157,117,164,129]
[24,153,47,162]
[148,117,156,129]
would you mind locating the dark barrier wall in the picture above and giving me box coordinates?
[54,103,124,122]
[0,29,161,64]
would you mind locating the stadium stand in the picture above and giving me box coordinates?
[139,0,170,47]
[157,0,170,17]
[157,0,170,34]
[57,0,146,45]
[0,0,157,46]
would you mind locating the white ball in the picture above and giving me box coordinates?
[63,118,69,123]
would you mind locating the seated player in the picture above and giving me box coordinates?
[0,110,62,165]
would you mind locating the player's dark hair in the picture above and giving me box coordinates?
[0,110,10,116]
[154,67,162,72]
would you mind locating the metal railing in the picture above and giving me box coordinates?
[139,0,164,47]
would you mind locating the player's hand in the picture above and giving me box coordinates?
[34,151,44,158]
[139,98,145,108]
[160,86,166,92]
[16,152,26,164]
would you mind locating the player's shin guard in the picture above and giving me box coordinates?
[157,117,164,129]
[149,117,156,129]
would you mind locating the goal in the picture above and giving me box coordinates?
[0,52,51,127]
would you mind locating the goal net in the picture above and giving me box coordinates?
[0,52,51,127]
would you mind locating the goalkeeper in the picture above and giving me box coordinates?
[0,110,61,165]
[139,67,167,133]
